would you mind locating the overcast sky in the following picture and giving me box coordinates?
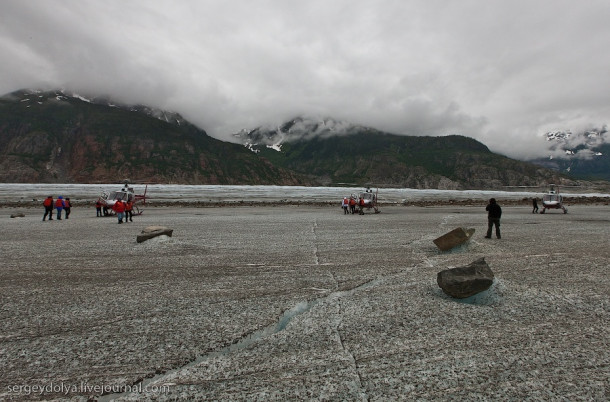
[1,0,609,159]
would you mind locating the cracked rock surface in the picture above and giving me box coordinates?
[1,205,608,400]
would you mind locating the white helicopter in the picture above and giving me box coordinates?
[356,187,380,214]
[540,184,567,214]
[98,180,148,215]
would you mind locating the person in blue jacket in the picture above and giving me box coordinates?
[55,196,65,220]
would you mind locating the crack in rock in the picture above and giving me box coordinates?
[98,277,380,401]
[333,302,369,401]
[312,218,320,265]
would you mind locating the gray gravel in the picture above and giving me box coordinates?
[1,204,608,401]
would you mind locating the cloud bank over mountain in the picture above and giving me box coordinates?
[546,127,608,159]
[1,0,609,160]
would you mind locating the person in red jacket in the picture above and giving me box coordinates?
[112,200,126,224]
[64,197,72,219]
[125,200,134,222]
[55,196,65,220]
[42,196,54,221]
[349,197,356,214]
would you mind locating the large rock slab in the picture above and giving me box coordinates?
[433,227,475,251]
[136,226,173,243]
[437,257,494,299]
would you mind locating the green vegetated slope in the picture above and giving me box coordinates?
[257,130,571,189]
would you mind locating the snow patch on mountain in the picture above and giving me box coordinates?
[71,93,93,103]
[234,116,370,153]
[10,89,185,127]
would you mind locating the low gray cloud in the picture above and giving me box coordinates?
[1,0,609,160]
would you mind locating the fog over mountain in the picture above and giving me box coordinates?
[545,128,608,159]
[1,1,610,160]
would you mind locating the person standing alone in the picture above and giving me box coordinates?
[485,198,502,239]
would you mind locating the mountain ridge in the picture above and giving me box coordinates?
[0,90,307,185]
[0,89,605,190]
[234,117,581,189]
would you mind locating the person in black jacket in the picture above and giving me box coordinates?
[532,198,539,214]
[485,198,502,239]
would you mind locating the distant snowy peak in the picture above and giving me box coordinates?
[544,127,607,159]
[545,130,572,142]
[127,104,185,126]
[11,89,185,127]
[234,116,372,153]
[545,129,605,142]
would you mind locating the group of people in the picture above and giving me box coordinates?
[95,200,109,217]
[341,196,361,215]
[42,192,504,236]
[43,196,134,224]
[42,196,72,221]
[94,199,134,223]
[110,199,134,224]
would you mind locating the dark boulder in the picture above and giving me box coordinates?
[433,227,475,251]
[437,257,494,299]
[136,226,173,243]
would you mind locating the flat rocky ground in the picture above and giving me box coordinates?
[0,204,608,401]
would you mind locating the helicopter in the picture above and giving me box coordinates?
[357,187,380,214]
[98,180,148,216]
[540,184,567,214]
